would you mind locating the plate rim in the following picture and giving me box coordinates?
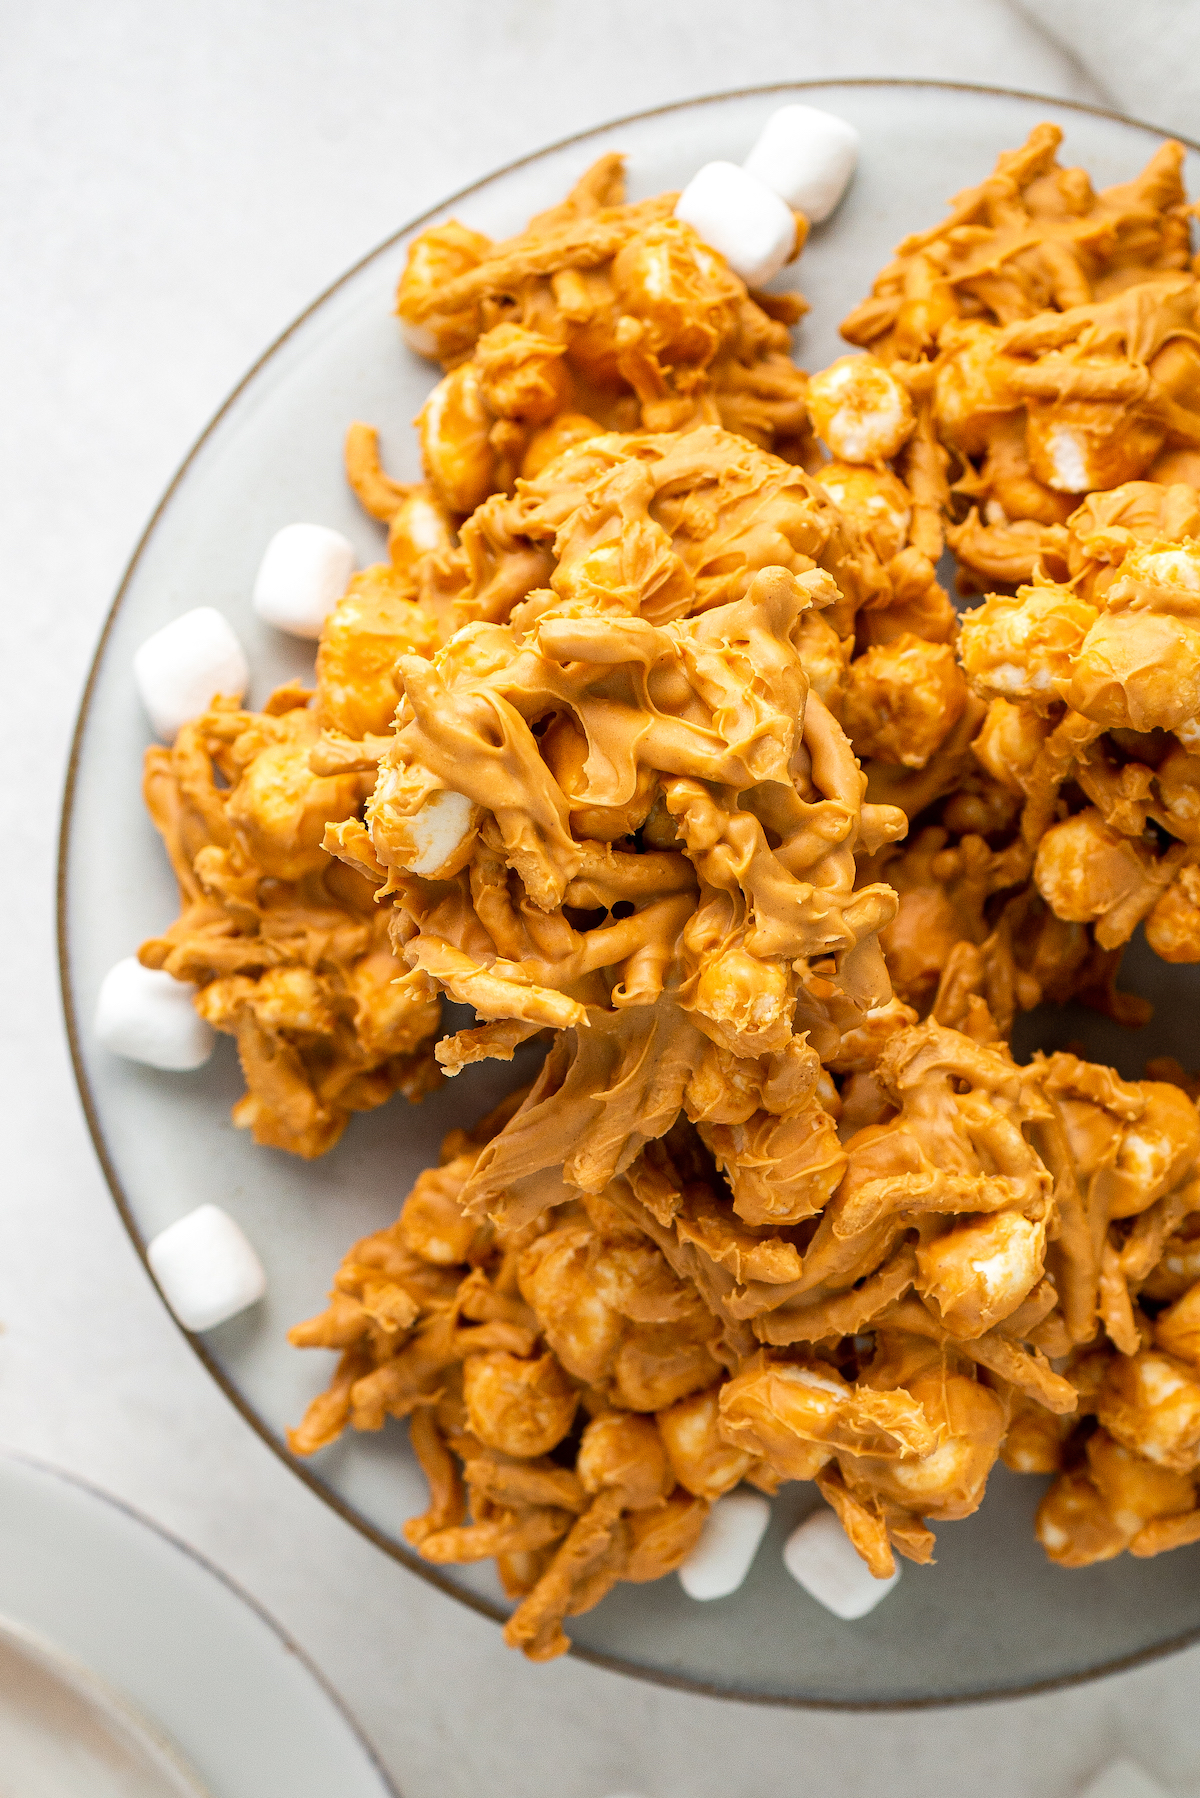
[0,1608,211,1796]
[56,76,1200,1711]
[0,1447,400,1795]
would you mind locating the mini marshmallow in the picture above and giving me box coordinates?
[147,1204,267,1332]
[807,354,914,464]
[783,1506,900,1618]
[400,318,441,359]
[674,162,797,287]
[1078,1761,1169,1798]
[94,957,215,1071]
[401,789,477,877]
[743,104,860,223]
[252,522,356,639]
[1044,426,1092,494]
[678,1490,771,1600]
[132,607,249,741]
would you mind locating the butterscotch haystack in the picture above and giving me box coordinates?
[132,138,1200,1655]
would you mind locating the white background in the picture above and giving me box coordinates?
[4,4,1199,1794]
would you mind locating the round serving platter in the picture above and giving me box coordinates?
[60,80,1200,1707]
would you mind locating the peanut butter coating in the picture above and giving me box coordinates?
[129,139,1200,1646]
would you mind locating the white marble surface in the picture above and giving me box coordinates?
[3,5,1199,1795]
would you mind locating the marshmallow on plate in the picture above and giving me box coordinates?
[678,1490,771,1601]
[132,607,249,741]
[1078,1763,1170,1798]
[252,522,355,638]
[783,1507,900,1618]
[743,104,860,223]
[674,162,798,287]
[94,958,215,1071]
[147,1204,267,1332]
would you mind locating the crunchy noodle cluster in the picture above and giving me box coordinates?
[139,139,1200,1656]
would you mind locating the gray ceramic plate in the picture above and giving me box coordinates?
[0,1452,395,1796]
[60,81,1200,1707]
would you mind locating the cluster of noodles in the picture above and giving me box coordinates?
[841,121,1198,592]
[138,555,447,1155]
[133,139,1200,1656]
[290,994,1200,1650]
[960,484,1200,966]
[372,149,814,522]
[356,153,974,800]
[287,1094,749,1661]
[837,124,1200,977]
[1001,1055,1200,1567]
[336,427,916,1074]
[287,1025,1066,1653]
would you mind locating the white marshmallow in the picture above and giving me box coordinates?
[400,318,441,358]
[1044,426,1091,494]
[405,789,476,876]
[678,1490,771,1600]
[252,522,356,639]
[147,1204,267,1332]
[782,1506,900,1618]
[1078,1762,1169,1798]
[94,957,215,1071]
[674,162,797,287]
[743,104,860,223]
[132,607,249,741]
